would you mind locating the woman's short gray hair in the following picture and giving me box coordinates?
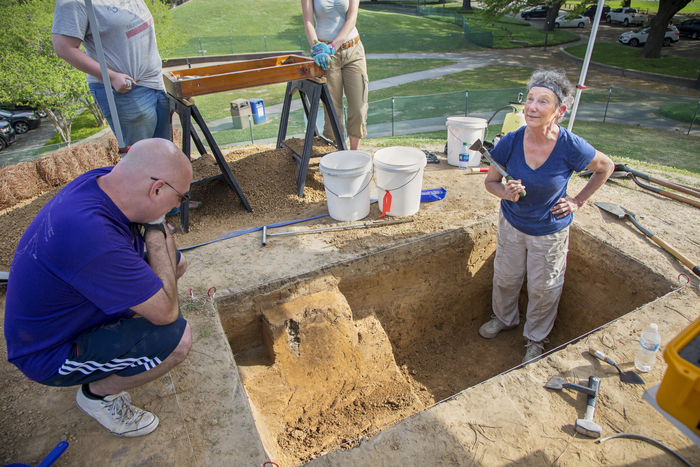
[527,67,575,113]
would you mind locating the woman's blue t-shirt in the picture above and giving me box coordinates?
[490,125,596,236]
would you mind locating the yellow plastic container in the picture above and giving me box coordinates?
[656,316,700,436]
[501,103,526,135]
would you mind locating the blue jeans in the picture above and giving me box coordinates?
[89,83,171,149]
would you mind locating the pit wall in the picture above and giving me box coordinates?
[214,220,675,464]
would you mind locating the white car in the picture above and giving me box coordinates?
[619,26,680,47]
[554,14,591,28]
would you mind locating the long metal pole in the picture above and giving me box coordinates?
[602,86,612,123]
[568,0,606,133]
[262,218,414,245]
[84,0,125,149]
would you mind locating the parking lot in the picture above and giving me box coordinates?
[524,14,700,61]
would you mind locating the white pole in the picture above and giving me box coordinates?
[567,0,606,133]
[84,0,125,149]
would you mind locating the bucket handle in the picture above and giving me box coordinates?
[448,126,486,147]
[375,169,420,193]
[324,168,374,199]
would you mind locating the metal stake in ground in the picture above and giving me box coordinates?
[262,218,414,246]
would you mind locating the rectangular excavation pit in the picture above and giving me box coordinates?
[215,221,676,465]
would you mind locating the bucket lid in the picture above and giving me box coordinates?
[446,116,488,129]
[319,151,373,177]
[373,147,427,173]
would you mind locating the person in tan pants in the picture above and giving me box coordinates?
[302,0,368,151]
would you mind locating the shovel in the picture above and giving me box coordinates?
[469,139,526,197]
[544,376,598,397]
[589,348,645,385]
[595,202,700,278]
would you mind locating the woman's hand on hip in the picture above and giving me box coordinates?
[503,179,524,202]
[551,196,581,219]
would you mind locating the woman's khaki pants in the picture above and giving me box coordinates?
[492,210,570,343]
[323,40,369,141]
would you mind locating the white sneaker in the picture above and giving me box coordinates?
[478,315,513,339]
[76,388,159,437]
[522,339,547,364]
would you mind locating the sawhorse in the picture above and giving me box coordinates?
[276,79,346,198]
[169,95,252,233]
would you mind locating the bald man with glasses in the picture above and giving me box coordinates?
[4,138,193,437]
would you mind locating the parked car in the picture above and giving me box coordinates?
[619,25,680,47]
[606,8,649,27]
[554,14,590,28]
[0,120,16,151]
[521,5,549,20]
[583,5,611,20]
[0,109,41,134]
[0,104,47,119]
[676,18,700,39]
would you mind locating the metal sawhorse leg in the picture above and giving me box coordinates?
[276,79,347,198]
[169,95,252,233]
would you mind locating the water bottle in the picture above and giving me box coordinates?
[459,142,469,169]
[635,323,661,372]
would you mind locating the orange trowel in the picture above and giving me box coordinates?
[595,202,700,278]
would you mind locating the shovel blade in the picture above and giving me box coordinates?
[594,202,626,219]
[469,139,484,152]
[544,376,566,390]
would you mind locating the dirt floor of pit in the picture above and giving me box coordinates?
[1,49,700,466]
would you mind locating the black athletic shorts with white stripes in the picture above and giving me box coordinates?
[39,312,187,387]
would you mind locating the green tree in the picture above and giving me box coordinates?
[0,0,183,144]
[479,0,563,31]
[640,0,692,58]
[0,0,91,143]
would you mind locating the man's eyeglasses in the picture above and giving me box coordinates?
[150,177,190,204]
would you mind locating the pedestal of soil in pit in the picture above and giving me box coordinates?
[213,221,675,466]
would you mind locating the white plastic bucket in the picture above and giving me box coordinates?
[374,147,427,217]
[446,117,488,167]
[319,151,373,221]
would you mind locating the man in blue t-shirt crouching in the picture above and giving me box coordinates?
[4,138,193,437]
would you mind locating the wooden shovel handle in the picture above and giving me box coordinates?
[648,175,700,200]
[658,189,700,209]
[650,235,700,277]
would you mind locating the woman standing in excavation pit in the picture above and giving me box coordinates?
[479,68,614,365]
[301,0,368,150]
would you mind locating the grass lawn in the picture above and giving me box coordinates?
[45,111,108,146]
[568,121,700,174]
[565,43,700,80]
[368,65,533,102]
[371,121,700,175]
[168,0,580,56]
[659,102,700,123]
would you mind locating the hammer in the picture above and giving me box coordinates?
[575,375,602,438]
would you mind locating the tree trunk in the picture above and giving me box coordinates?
[82,96,106,127]
[45,108,72,144]
[543,4,561,31]
[640,0,691,58]
[462,0,472,10]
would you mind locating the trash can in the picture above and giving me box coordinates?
[230,99,251,129]
[249,98,266,125]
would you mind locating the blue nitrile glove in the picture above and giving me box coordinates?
[312,42,335,57]
[314,53,331,70]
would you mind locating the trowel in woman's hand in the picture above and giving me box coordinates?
[470,139,526,197]
[595,202,700,278]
